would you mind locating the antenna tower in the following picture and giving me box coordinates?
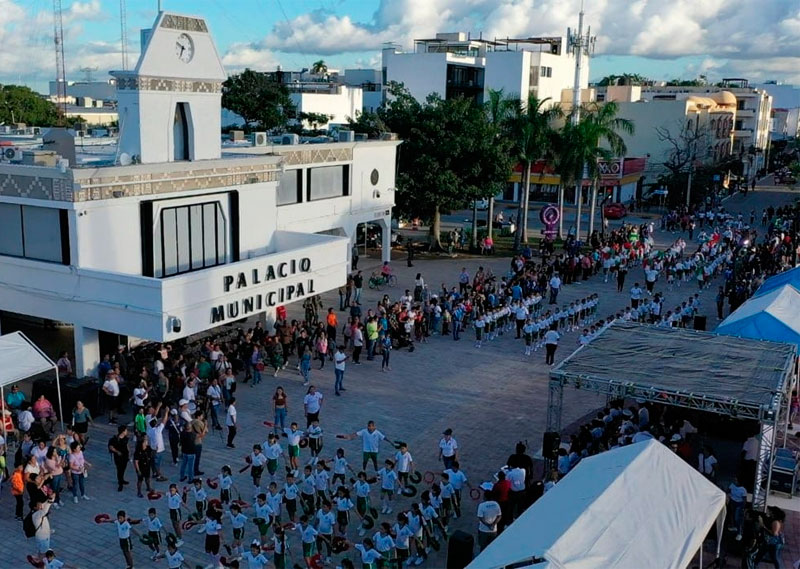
[53,0,67,115]
[120,0,129,70]
[567,2,596,125]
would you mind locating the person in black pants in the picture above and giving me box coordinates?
[108,425,130,491]
[167,411,181,465]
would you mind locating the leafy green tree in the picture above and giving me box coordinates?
[298,111,332,130]
[346,109,388,138]
[0,84,60,126]
[381,83,512,249]
[554,102,633,239]
[311,60,328,77]
[504,94,561,250]
[483,88,514,241]
[221,69,294,131]
[597,73,647,86]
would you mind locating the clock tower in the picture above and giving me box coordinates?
[112,12,227,164]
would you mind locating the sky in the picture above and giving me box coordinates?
[1,0,799,93]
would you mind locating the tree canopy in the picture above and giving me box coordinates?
[597,73,647,87]
[221,69,295,132]
[0,84,60,126]
[380,82,512,246]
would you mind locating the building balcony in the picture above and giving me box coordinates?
[0,230,347,341]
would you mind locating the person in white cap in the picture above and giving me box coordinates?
[178,399,192,424]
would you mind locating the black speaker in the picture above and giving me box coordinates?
[542,431,561,460]
[447,529,475,569]
[694,315,707,331]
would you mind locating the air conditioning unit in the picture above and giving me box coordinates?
[1,146,23,162]
[354,133,368,142]
[253,132,268,147]
[338,129,355,142]
[379,132,399,141]
[281,133,299,145]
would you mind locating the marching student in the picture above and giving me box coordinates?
[166,484,187,546]
[443,461,470,518]
[331,447,355,488]
[354,471,374,537]
[190,477,208,532]
[315,501,336,564]
[439,472,456,520]
[394,443,414,490]
[333,486,355,536]
[407,503,427,566]
[473,314,485,348]
[212,464,235,505]
[249,444,268,494]
[354,537,383,569]
[226,502,248,558]
[271,524,289,569]
[308,419,324,462]
[523,318,535,356]
[240,540,269,569]
[300,465,317,516]
[283,422,304,473]
[98,509,142,569]
[282,472,300,522]
[295,514,319,567]
[373,522,396,566]
[145,507,165,561]
[202,508,226,569]
[377,459,399,514]
[267,481,283,523]
[263,433,285,483]
[164,541,187,569]
[253,493,274,544]
[392,512,415,568]
[314,460,332,508]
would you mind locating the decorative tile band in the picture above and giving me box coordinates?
[0,173,74,201]
[160,14,208,33]
[280,147,353,165]
[115,75,222,93]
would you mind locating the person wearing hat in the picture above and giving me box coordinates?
[476,485,501,552]
[438,429,458,471]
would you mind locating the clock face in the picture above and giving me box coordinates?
[175,33,194,63]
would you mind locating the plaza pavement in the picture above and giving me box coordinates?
[2,187,797,569]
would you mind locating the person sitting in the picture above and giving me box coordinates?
[32,394,57,434]
[380,261,392,277]
[5,384,25,412]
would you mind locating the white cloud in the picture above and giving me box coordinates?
[221,43,281,72]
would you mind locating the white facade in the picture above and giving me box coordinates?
[289,84,363,128]
[0,11,398,377]
[342,69,383,113]
[383,33,586,106]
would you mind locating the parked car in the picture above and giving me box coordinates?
[603,202,627,220]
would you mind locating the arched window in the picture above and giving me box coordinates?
[173,103,190,161]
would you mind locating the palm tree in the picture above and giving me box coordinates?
[311,60,328,78]
[555,102,634,240]
[505,94,561,251]
[484,88,513,241]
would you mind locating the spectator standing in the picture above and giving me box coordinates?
[476,486,502,551]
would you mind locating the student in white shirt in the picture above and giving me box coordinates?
[240,541,269,569]
[443,461,469,518]
[377,459,399,514]
[544,327,560,365]
[225,398,237,449]
[98,509,142,569]
[394,443,414,490]
[345,421,388,471]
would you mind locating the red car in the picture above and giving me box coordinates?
[603,202,627,220]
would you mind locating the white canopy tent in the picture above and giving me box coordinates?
[467,440,726,569]
[0,331,64,434]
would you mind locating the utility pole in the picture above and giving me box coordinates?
[53,0,67,117]
[120,0,129,71]
[567,2,595,242]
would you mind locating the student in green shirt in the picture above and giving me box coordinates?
[366,317,379,361]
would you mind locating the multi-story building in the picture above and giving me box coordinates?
[637,80,772,179]
[382,32,588,106]
[0,11,398,376]
[595,85,737,189]
[342,69,383,113]
[753,81,800,140]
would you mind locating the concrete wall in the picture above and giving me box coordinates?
[484,51,528,99]
[290,86,363,127]
[383,49,449,100]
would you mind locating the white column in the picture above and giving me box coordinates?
[379,218,392,263]
[73,326,100,378]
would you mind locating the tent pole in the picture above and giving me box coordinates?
[54,367,65,434]
[0,385,6,449]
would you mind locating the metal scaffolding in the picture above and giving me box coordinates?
[547,322,797,511]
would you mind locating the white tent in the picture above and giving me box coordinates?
[716,284,800,349]
[0,331,64,433]
[467,440,726,569]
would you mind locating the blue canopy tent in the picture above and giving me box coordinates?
[755,266,800,297]
[716,284,800,349]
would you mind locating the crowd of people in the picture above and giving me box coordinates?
[3,190,799,568]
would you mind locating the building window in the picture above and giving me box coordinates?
[154,202,226,277]
[540,66,552,78]
[0,204,69,264]
[277,169,302,206]
[307,165,349,201]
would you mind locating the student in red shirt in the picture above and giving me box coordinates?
[492,471,512,532]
